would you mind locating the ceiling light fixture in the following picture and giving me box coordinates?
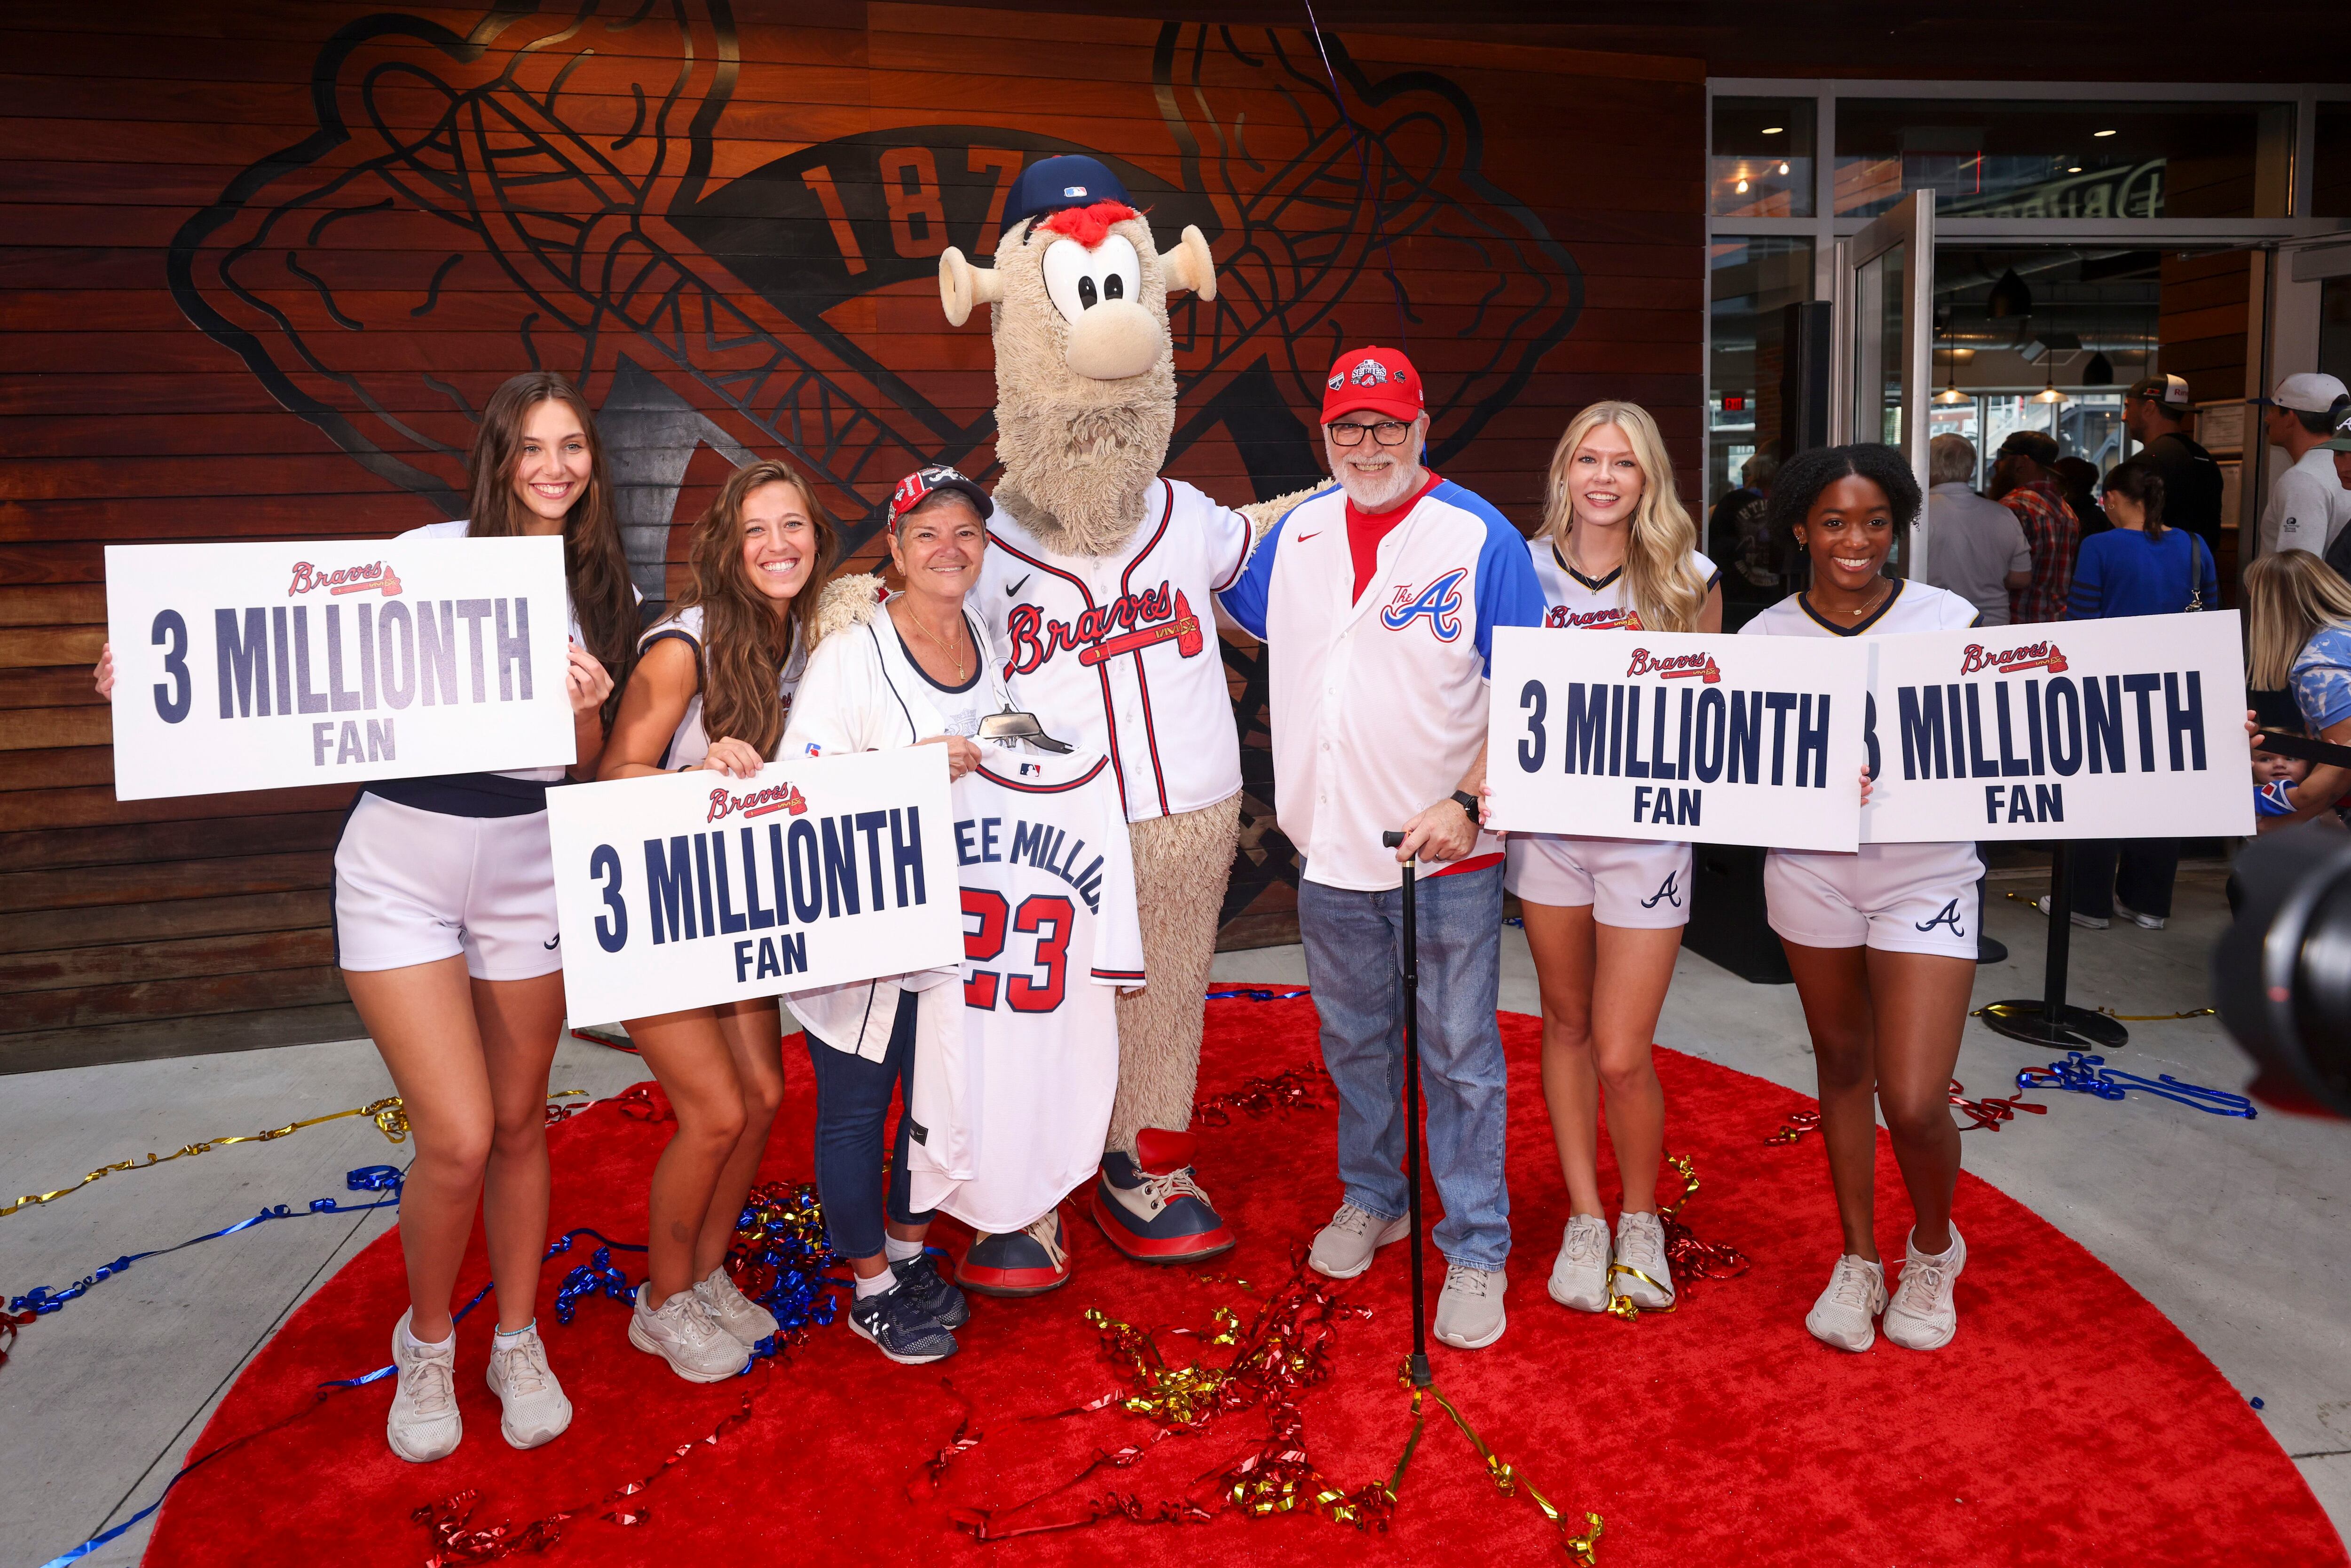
[2083,351,2114,386]
[1736,179,1749,193]
[2093,128,2117,138]
[1778,161,1790,174]
[1761,126,1783,135]
[2067,165,2083,173]
[1987,268,2032,320]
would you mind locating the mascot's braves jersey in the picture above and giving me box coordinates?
[1531,541,1720,630]
[1219,479,1547,892]
[905,751,1144,1234]
[973,480,1254,823]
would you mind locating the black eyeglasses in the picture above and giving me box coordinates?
[1326,419,1413,448]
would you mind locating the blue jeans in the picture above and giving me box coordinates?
[805,990,932,1260]
[1297,859,1510,1269]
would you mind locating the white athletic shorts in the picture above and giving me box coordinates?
[332,793,562,980]
[1505,833,1693,929]
[1763,842,1983,960]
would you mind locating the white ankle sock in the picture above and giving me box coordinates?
[854,1270,897,1300]
[884,1236,923,1265]
[403,1318,453,1352]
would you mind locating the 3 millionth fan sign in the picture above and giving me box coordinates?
[1861,610,2255,843]
[1487,628,1869,852]
[103,536,575,800]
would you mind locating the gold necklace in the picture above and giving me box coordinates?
[905,603,969,682]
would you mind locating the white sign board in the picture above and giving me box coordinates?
[1862,611,2254,843]
[105,537,575,800]
[1487,627,1869,852]
[546,748,963,1023]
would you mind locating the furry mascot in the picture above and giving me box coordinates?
[927,155,1270,1272]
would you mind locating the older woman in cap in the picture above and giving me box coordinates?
[779,464,1017,1366]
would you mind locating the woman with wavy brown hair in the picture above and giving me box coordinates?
[598,457,839,1380]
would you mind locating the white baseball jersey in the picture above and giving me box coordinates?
[1531,540,1720,631]
[636,604,809,771]
[1218,478,1548,892]
[905,750,1144,1233]
[1741,578,1984,957]
[972,479,1254,822]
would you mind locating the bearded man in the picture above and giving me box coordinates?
[1216,345,1546,1352]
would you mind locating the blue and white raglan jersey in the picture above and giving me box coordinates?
[1220,478,1546,891]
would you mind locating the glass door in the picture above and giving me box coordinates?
[1830,191,1936,575]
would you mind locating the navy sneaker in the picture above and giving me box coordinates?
[891,1250,972,1327]
[956,1211,1072,1298]
[847,1284,957,1365]
[1089,1128,1235,1263]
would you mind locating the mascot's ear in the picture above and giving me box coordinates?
[938,247,1003,327]
[1161,225,1218,303]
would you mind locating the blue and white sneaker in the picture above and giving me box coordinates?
[956,1211,1071,1298]
[893,1250,974,1325]
[1090,1128,1235,1264]
[848,1284,958,1365]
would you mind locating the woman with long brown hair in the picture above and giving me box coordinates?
[597,458,838,1379]
[98,371,639,1461]
[1503,401,1721,1319]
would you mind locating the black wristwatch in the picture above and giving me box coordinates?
[1450,789,1482,825]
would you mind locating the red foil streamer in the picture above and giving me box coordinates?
[1949,1078,2047,1132]
[1193,1061,1334,1128]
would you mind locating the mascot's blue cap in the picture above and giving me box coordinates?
[1004,155,1130,232]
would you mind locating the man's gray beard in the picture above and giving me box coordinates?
[1335,459,1422,514]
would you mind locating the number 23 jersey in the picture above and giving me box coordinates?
[906,751,1145,1234]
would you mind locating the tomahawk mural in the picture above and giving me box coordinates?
[167,0,1584,927]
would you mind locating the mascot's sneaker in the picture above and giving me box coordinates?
[1546,1214,1613,1312]
[1091,1129,1235,1263]
[484,1322,572,1450]
[1309,1201,1411,1280]
[893,1250,973,1326]
[1806,1254,1888,1352]
[387,1309,462,1463]
[957,1211,1072,1298]
[1881,1226,1966,1351]
[1433,1262,1507,1350]
[694,1265,779,1347]
[1610,1211,1677,1310]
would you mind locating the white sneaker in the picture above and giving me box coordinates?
[485,1323,572,1450]
[694,1265,779,1347]
[1611,1211,1676,1309]
[629,1282,750,1382]
[1547,1214,1612,1312]
[386,1309,461,1462]
[1433,1261,1507,1349]
[2036,895,2107,930]
[2112,899,2167,930]
[1307,1201,1410,1280]
[1805,1254,1887,1353]
[1881,1226,1966,1351]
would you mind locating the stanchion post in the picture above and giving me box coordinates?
[1381,828,1431,1389]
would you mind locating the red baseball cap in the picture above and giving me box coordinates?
[887,464,992,531]
[1321,346,1425,425]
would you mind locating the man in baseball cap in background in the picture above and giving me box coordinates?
[2256,372,2351,559]
[2124,374,2225,564]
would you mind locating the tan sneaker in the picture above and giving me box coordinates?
[693,1266,779,1347]
[1611,1211,1676,1309]
[1433,1261,1507,1349]
[1881,1226,1965,1351]
[1805,1254,1887,1352]
[1547,1214,1612,1312]
[1308,1201,1410,1280]
[386,1310,461,1463]
[485,1322,572,1449]
[629,1282,750,1382]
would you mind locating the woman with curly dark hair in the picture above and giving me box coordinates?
[1738,442,1984,1355]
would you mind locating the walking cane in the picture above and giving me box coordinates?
[1380,829,1432,1389]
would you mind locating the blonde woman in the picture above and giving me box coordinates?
[2247,551,2351,828]
[1506,401,1721,1317]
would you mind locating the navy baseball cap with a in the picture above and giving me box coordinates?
[1003,155,1132,232]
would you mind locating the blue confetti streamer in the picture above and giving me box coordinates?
[2016,1053,2258,1119]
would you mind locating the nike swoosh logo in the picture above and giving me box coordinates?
[543,935,560,949]
[1295,531,1322,542]
[1006,575,1030,596]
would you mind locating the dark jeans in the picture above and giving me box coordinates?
[2070,839,2180,920]
[805,990,931,1259]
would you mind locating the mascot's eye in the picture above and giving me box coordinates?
[1103,274,1123,300]
[1078,276,1098,309]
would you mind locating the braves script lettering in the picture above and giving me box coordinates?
[288,561,403,597]
[1003,579,1179,675]
[706,782,809,823]
[1959,640,2067,677]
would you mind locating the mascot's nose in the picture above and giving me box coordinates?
[1063,299,1162,381]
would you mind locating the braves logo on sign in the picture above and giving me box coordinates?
[1546,604,1640,630]
[1380,570,1467,642]
[1959,640,2068,677]
[1626,647,1722,684]
[288,560,403,598]
[705,781,809,822]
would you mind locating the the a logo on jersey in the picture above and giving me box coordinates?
[288,560,403,598]
[1545,604,1641,631]
[1626,647,1722,684]
[705,780,808,823]
[1958,639,2067,678]
[1640,871,1683,910]
[1380,570,1468,641]
[1003,581,1203,675]
[1914,899,1967,937]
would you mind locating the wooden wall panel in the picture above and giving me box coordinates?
[0,0,1704,1068]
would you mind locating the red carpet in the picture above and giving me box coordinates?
[145,999,2342,1567]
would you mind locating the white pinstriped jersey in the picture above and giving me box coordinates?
[972,479,1254,823]
[1530,541,1720,631]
